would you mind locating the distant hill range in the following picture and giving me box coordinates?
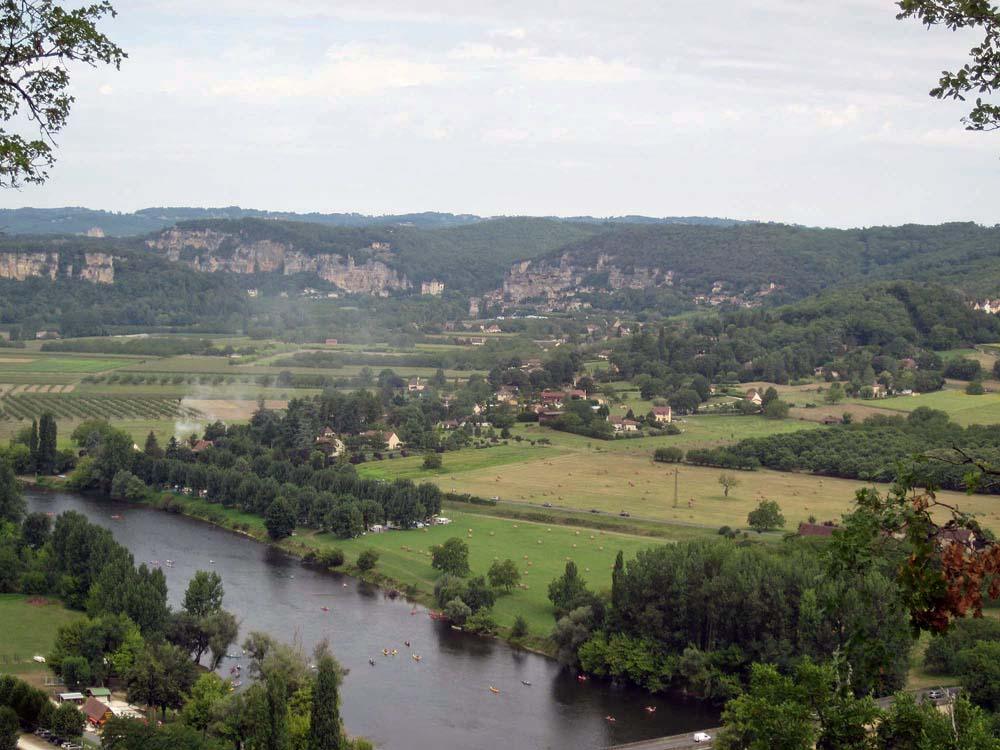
[0,209,998,313]
[0,206,748,237]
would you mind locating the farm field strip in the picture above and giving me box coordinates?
[0,393,206,422]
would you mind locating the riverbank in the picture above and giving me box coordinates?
[28,477,661,655]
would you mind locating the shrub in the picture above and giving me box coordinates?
[444,597,472,625]
[356,549,379,571]
[510,615,529,639]
[718,525,732,536]
[422,454,443,470]
[318,548,345,568]
[465,609,498,636]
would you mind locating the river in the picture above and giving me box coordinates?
[26,489,718,750]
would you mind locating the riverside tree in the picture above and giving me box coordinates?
[431,537,470,576]
[308,647,345,750]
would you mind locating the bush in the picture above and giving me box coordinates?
[653,447,684,463]
[718,525,732,536]
[422,454,443,470]
[510,615,529,639]
[465,609,498,636]
[444,597,472,625]
[966,380,986,395]
[356,549,379,572]
[317,548,345,568]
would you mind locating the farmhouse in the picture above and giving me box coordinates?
[651,406,672,423]
[408,377,426,393]
[744,389,763,406]
[191,439,214,453]
[608,416,639,433]
[540,390,566,405]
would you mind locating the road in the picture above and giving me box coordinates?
[605,728,721,749]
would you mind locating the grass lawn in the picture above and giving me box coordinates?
[306,509,664,636]
[356,444,563,482]
[0,594,81,675]
[846,387,1000,427]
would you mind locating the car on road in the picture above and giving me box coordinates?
[693,732,712,743]
[928,689,944,700]
[542,502,552,507]
[619,510,631,517]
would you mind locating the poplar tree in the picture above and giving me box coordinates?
[308,650,344,750]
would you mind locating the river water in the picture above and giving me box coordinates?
[26,489,717,750]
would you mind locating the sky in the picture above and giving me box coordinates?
[1,0,998,228]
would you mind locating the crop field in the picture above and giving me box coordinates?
[0,594,81,675]
[0,393,205,423]
[0,354,136,373]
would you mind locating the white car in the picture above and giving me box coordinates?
[693,732,712,743]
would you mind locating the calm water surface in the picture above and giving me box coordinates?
[26,489,718,750]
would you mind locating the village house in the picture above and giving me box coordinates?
[191,439,214,453]
[540,390,566,406]
[869,382,888,399]
[566,388,587,400]
[538,410,563,425]
[651,406,673,424]
[494,385,519,404]
[744,389,763,406]
[315,427,345,457]
[481,324,503,334]
[362,430,403,451]
[439,419,462,431]
[408,377,426,393]
[325,338,338,345]
[82,697,114,727]
[608,415,639,433]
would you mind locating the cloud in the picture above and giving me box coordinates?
[208,43,455,99]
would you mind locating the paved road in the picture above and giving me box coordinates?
[605,727,721,749]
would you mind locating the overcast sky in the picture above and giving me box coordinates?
[1,0,998,227]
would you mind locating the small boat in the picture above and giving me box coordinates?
[450,625,462,631]
[577,675,588,683]
[521,680,532,686]
[382,649,389,656]
[391,649,398,656]
[644,706,656,714]
[489,686,500,694]
[321,607,330,612]
[110,514,122,520]
[209,560,215,564]
[404,641,411,647]
[412,654,421,662]
[369,658,376,666]
[410,607,418,615]
[605,715,616,723]
[342,582,348,587]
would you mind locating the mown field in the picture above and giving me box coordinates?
[322,512,661,635]
[0,594,80,675]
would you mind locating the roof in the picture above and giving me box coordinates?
[191,439,214,452]
[82,697,112,722]
[797,522,837,537]
[87,687,111,697]
[652,406,672,415]
[59,692,84,701]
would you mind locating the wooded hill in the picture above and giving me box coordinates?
[537,221,1000,303]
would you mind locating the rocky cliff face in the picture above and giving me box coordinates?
[148,228,409,295]
[501,253,672,304]
[0,251,114,284]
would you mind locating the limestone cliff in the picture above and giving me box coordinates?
[148,228,410,295]
[0,251,114,284]
[501,253,672,304]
